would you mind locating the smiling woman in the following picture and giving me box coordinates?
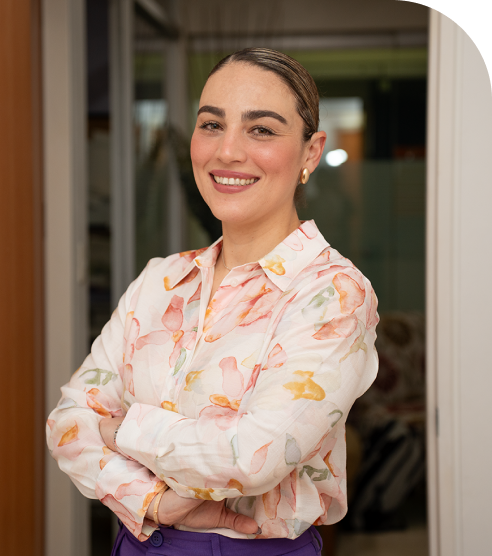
[190,52,325,274]
[47,48,379,556]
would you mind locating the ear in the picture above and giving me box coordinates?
[303,131,327,173]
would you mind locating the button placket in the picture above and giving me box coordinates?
[172,266,213,402]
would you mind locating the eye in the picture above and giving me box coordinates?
[199,121,222,132]
[251,126,274,137]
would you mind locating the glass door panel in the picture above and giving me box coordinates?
[296,72,427,554]
[134,6,169,273]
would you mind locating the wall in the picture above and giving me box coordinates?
[427,10,492,556]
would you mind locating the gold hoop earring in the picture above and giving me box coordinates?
[300,168,310,185]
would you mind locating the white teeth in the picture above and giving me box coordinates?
[213,175,258,186]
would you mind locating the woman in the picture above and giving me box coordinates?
[47,48,379,555]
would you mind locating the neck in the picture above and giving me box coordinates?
[221,206,301,268]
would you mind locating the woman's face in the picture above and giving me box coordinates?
[190,62,324,227]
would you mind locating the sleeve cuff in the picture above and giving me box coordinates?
[116,403,244,500]
[95,454,166,540]
[165,476,243,501]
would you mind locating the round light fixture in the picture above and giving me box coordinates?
[325,149,348,167]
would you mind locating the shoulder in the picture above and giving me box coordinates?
[290,245,379,328]
[296,245,369,286]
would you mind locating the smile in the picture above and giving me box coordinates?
[212,175,259,186]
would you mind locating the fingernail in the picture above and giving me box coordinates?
[256,527,262,534]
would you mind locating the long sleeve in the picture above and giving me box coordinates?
[46,264,165,540]
[115,267,378,509]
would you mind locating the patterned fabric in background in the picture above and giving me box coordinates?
[345,312,426,531]
[47,221,379,541]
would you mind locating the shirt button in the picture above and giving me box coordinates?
[231,279,238,287]
[149,530,163,547]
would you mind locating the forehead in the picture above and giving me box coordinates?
[200,62,298,117]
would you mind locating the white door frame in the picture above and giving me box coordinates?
[43,1,89,555]
[426,10,492,556]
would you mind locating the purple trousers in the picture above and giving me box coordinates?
[111,522,323,556]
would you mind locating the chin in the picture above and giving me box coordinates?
[209,203,262,227]
[211,208,252,225]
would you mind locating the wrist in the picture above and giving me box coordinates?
[113,423,122,452]
[152,484,170,526]
[99,416,124,451]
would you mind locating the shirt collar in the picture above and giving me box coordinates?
[164,220,329,292]
[257,220,329,291]
[164,237,222,291]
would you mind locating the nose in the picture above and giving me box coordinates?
[215,127,247,165]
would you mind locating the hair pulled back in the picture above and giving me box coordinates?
[208,48,319,142]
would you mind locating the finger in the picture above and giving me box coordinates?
[220,506,259,535]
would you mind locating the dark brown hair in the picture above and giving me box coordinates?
[208,48,320,143]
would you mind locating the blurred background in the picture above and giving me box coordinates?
[87,1,428,554]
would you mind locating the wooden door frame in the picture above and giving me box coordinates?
[0,1,45,555]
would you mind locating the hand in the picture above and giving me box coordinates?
[99,416,125,451]
[147,489,259,535]
[176,498,260,535]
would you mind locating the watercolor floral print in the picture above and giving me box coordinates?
[47,220,379,541]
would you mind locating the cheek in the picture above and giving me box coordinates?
[190,133,213,170]
[251,141,303,177]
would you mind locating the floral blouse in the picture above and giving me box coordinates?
[47,220,379,541]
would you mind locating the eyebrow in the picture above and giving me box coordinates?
[242,109,287,125]
[197,106,288,125]
[197,105,225,118]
